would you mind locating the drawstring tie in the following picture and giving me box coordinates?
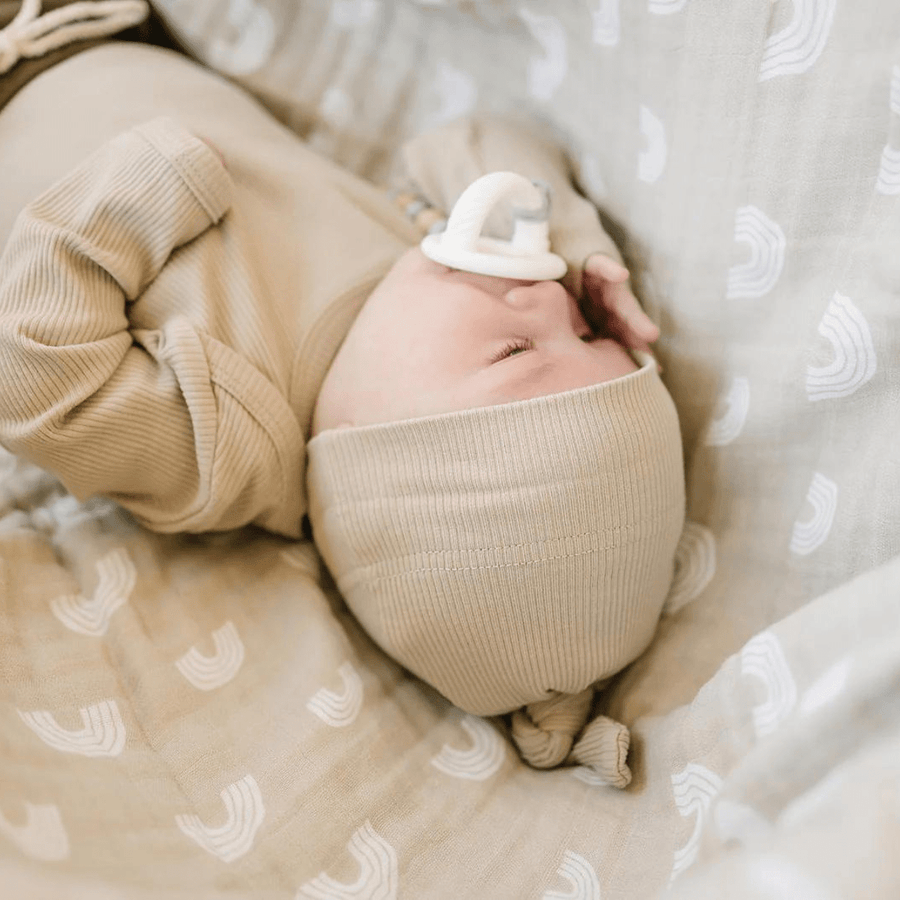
[0,0,148,75]
[510,686,633,788]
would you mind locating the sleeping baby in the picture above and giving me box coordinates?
[307,186,685,788]
[0,45,684,786]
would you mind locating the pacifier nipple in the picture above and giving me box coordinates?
[420,171,567,281]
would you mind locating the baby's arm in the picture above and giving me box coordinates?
[396,116,617,294]
[396,116,657,350]
[0,118,280,533]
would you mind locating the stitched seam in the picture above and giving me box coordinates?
[342,503,681,588]
[346,501,681,559]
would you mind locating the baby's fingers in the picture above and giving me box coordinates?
[618,291,660,345]
[584,253,630,284]
[601,282,659,347]
[582,254,660,351]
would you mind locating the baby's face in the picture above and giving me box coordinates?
[313,247,638,433]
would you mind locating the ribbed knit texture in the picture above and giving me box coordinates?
[0,79,628,538]
[0,115,312,536]
[510,687,593,768]
[570,715,632,788]
[307,355,685,718]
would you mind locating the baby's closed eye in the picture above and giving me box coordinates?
[491,332,600,365]
[491,339,534,363]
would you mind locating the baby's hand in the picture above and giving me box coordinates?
[582,253,659,355]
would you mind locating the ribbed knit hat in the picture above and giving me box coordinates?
[306,354,685,717]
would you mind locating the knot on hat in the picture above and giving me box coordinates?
[510,687,593,769]
[307,354,686,783]
[510,691,632,788]
[571,714,632,789]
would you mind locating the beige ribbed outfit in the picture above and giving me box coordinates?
[0,45,684,784]
[0,63,418,536]
[0,50,623,538]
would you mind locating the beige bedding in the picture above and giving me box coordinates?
[2,1,899,897]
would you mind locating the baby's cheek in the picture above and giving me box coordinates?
[591,339,640,381]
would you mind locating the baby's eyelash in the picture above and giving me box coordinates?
[491,339,534,363]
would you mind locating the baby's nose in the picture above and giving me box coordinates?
[504,279,569,313]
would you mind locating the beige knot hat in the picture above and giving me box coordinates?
[306,354,685,719]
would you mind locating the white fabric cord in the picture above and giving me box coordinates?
[0,0,149,75]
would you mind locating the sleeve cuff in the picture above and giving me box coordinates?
[133,116,233,224]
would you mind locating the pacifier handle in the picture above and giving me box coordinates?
[420,171,567,281]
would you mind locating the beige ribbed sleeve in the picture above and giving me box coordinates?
[0,117,303,536]
[396,115,623,299]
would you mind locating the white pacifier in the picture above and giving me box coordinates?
[420,171,567,281]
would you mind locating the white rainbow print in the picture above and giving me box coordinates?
[664,521,717,615]
[176,621,245,691]
[758,0,836,82]
[307,661,364,728]
[0,801,70,862]
[296,820,399,900]
[638,105,667,184]
[520,9,568,102]
[790,471,838,556]
[542,850,601,900]
[176,774,265,863]
[430,714,505,781]
[50,547,136,637]
[741,631,797,739]
[705,376,750,446]
[18,699,126,758]
[875,66,900,194]
[876,145,900,195]
[648,0,687,15]
[670,763,723,882]
[207,0,276,76]
[806,292,877,401]
[592,0,620,47]
[726,206,786,300]
[428,60,478,128]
